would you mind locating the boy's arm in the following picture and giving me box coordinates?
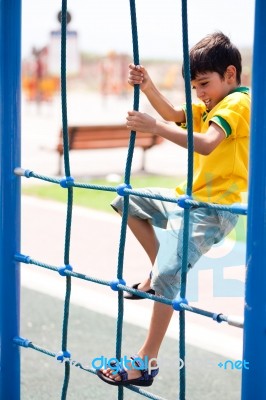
[128,64,185,123]
[126,110,225,155]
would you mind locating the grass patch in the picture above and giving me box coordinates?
[22,174,246,242]
[22,175,183,213]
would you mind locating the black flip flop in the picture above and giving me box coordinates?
[124,283,155,300]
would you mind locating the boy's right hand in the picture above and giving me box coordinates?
[128,64,151,92]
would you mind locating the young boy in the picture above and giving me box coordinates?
[97,32,250,386]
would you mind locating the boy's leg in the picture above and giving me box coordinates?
[101,301,173,382]
[100,208,240,383]
[112,188,176,292]
[127,215,159,265]
[127,215,159,291]
[138,301,174,358]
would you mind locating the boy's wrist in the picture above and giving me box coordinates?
[153,119,164,136]
[141,81,155,95]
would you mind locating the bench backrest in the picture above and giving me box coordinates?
[57,124,164,153]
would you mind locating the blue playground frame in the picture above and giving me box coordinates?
[0,1,21,399]
[0,0,265,399]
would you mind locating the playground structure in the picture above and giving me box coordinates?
[1,1,266,400]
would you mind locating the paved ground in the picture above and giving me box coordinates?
[21,285,241,400]
[19,92,246,399]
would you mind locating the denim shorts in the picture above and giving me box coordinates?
[111,188,238,300]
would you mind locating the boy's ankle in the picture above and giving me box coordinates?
[137,353,158,367]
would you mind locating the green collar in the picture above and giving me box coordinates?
[229,86,249,95]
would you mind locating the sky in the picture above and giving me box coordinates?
[22,0,255,60]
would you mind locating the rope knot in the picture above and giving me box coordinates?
[116,183,132,196]
[58,264,73,276]
[110,278,126,291]
[60,176,74,188]
[172,296,188,311]
[177,194,193,209]
[56,350,71,363]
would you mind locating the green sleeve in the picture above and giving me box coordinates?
[211,115,232,137]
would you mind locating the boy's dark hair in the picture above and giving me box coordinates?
[186,32,242,84]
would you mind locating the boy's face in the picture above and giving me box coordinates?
[191,71,234,111]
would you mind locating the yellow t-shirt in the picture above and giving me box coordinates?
[176,87,250,205]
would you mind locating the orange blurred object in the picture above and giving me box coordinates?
[22,76,59,102]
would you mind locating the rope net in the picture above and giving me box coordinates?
[14,0,246,399]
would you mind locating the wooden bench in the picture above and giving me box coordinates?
[56,124,164,175]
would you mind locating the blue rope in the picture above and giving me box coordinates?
[60,0,71,179]
[60,1,72,398]
[114,2,141,399]
[14,168,247,216]
[14,253,230,323]
[178,1,194,398]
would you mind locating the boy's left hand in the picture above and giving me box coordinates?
[126,110,156,134]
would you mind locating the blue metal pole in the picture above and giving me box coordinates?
[0,0,21,399]
[242,0,266,398]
